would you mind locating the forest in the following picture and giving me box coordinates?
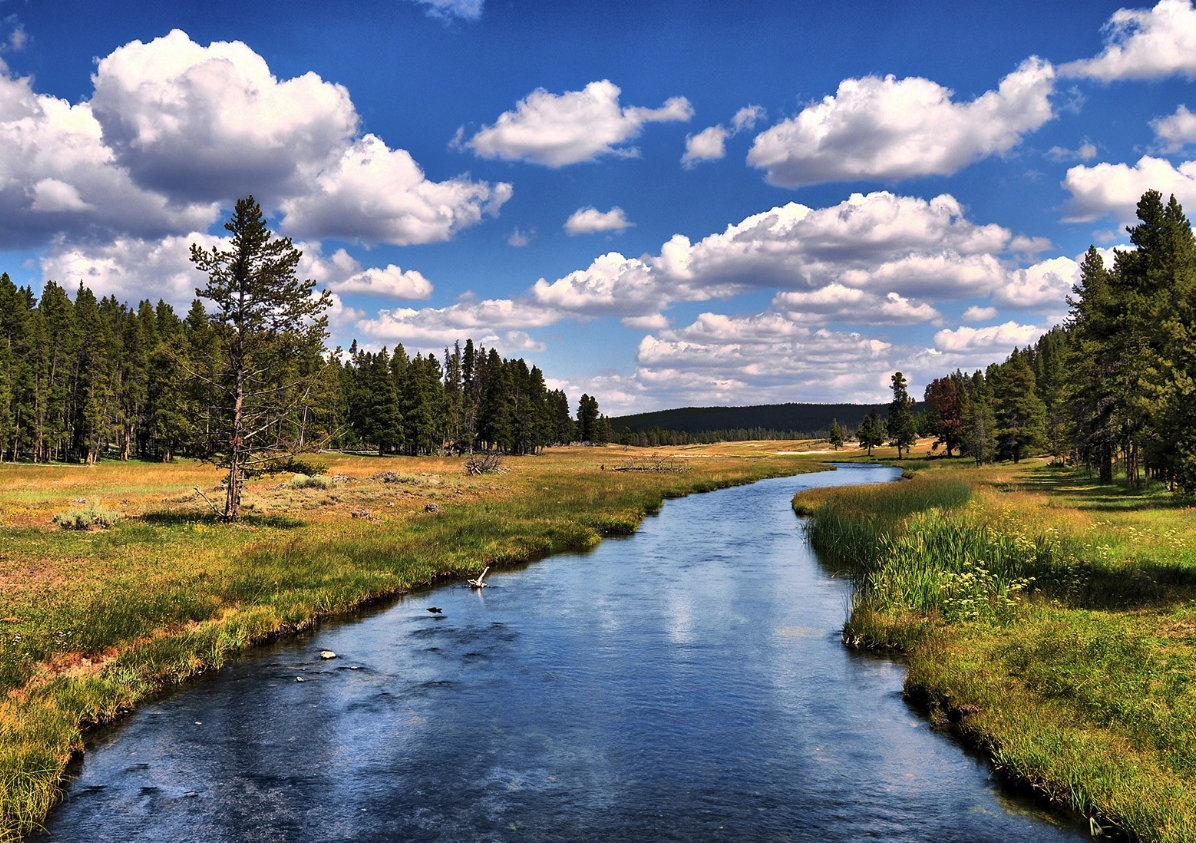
[0,277,610,466]
[914,189,1196,496]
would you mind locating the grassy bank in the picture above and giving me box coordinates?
[0,442,830,841]
[796,449,1196,842]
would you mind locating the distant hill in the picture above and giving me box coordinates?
[610,402,888,439]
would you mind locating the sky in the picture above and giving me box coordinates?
[1,0,1195,414]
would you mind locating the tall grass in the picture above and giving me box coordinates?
[797,461,1196,842]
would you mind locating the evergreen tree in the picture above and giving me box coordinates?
[828,419,844,450]
[992,353,1047,463]
[549,389,575,444]
[189,196,332,520]
[478,348,514,451]
[886,372,918,458]
[960,370,997,466]
[577,393,600,442]
[857,407,884,455]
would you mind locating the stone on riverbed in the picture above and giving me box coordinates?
[320,650,337,660]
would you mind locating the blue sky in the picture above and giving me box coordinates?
[2,0,1195,413]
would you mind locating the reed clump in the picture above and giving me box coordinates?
[797,459,1196,842]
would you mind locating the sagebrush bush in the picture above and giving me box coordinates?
[287,474,331,490]
[52,503,122,531]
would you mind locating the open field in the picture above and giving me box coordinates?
[796,448,1196,843]
[0,441,835,841]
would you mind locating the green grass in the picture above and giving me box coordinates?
[796,456,1196,842]
[0,443,828,841]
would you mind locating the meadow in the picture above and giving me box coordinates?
[0,442,831,841]
[796,450,1196,842]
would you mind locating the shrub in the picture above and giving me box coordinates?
[288,474,331,490]
[464,453,507,475]
[53,503,122,530]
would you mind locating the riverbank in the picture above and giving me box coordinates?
[0,442,830,841]
[795,453,1196,842]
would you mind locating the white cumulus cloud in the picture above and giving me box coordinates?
[747,58,1056,187]
[1062,155,1196,221]
[633,313,897,405]
[534,191,1022,321]
[1061,0,1196,80]
[355,298,560,350]
[0,66,218,247]
[464,80,692,167]
[994,255,1079,309]
[328,264,434,299]
[773,285,941,325]
[90,29,359,204]
[962,305,998,322]
[681,126,728,168]
[41,231,228,308]
[280,134,512,245]
[934,321,1045,354]
[682,105,766,168]
[0,29,510,250]
[1152,105,1196,151]
[565,206,633,235]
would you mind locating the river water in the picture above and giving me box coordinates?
[35,464,1085,842]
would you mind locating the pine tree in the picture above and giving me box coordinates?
[828,419,844,450]
[960,370,997,466]
[189,196,332,520]
[992,352,1047,463]
[886,372,918,458]
[577,394,600,443]
[856,407,884,455]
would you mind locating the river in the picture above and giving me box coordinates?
[35,464,1085,842]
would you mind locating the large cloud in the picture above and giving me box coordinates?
[533,192,1016,320]
[40,231,225,307]
[633,312,897,405]
[0,30,508,251]
[994,255,1079,309]
[355,297,560,351]
[1062,155,1196,221]
[747,58,1055,187]
[90,29,358,203]
[464,80,693,166]
[1061,0,1196,81]
[0,69,218,248]
[773,285,941,325]
[40,232,434,312]
[279,134,511,245]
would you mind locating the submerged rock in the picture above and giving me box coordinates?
[320,650,337,660]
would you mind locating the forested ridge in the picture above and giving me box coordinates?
[917,189,1196,496]
[0,276,609,465]
[609,402,893,445]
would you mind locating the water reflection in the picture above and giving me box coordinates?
[37,464,1085,842]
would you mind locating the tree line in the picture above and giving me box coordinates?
[910,189,1196,496]
[0,282,609,465]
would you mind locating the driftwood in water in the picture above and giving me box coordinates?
[467,566,490,588]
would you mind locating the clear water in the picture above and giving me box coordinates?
[35,464,1086,842]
